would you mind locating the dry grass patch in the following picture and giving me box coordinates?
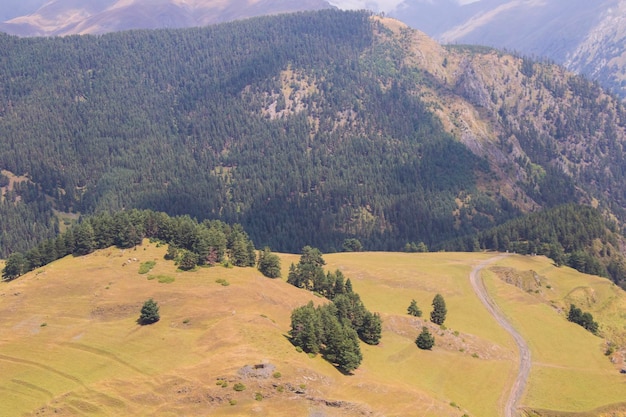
[2,249,625,417]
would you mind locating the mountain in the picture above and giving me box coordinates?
[0,0,47,21]
[2,10,626,281]
[389,0,626,99]
[0,0,333,36]
[1,244,625,416]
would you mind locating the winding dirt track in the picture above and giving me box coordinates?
[469,255,531,417]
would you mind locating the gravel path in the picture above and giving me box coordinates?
[469,255,531,417]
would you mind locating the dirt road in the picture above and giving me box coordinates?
[469,255,531,417]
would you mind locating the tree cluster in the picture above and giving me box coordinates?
[406,295,447,350]
[2,209,256,280]
[567,304,599,335]
[290,301,363,373]
[443,204,626,287]
[288,246,382,371]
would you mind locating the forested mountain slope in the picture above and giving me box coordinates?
[1,10,626,274]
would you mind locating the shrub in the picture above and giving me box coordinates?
[272,371,282,379]
[138,260,156,274]
[233,383,246,392]
[254,392,263,401]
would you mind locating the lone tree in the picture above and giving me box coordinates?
[415,327,435,350]
[430,293,447,325]
[407,299,422,317]
[139,298,160,325]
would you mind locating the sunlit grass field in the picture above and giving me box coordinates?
[1,247,625,416]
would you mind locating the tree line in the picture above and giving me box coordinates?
[2,209,256,280]
[441,204,626,287]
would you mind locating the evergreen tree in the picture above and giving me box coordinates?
[318,305,362,373]
[73,222,95,256]
[2,252,27,281]
[430,293,447,325]
[164,244,178,260]
[334,325,363,373]
[257,247,281,278]
[178,250,199,271]
[415,326,434,350]
[342,238,363,252]
[407,299,422,317]
[345,278,353,293]
[358,311,382,345]
[289,302,321,354]
[287,246,326,290]
[139,298,160,325]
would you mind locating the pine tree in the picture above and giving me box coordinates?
[416,326,434,350]
[257,247,281,278]
[430,293,447,325]
[2,252,27,281]
[358,311,382,345]
[407,299,422,317]
[289,302,321,354]
[73,222,95,256]
[139,298,160,325]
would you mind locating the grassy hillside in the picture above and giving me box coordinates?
[1,246,625,416]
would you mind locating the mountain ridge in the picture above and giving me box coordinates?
[390,0,626,99]
[0,0,334,36]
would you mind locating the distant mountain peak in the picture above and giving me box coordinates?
[0,0,334,36]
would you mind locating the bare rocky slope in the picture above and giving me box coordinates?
[390,0,626,99]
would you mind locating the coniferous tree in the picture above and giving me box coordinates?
[2,252,27,281]
[416,326,435,350]
[407,299,422,317]
[257,247,282,278]
[290,301,321,354]
[139,298,160,325]
[430,293,447,325]
[359,311,382,345]
[73,222,95,256]
[345,278,353,293]
[178,250,199,271]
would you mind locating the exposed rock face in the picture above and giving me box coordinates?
[389,0,626,99]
